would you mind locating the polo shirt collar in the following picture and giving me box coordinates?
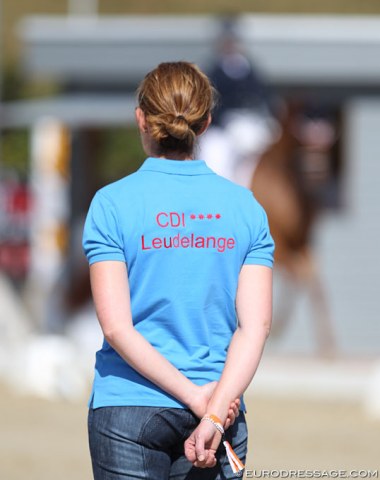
[139,157,214,176]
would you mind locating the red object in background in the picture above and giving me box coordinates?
[7,183,32,215]
[0,242,30,279]
[0,179,32,281]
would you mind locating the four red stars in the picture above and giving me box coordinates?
[190,213,221,220]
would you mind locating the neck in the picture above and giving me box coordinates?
[159,153,193,161]
[143,136,194,160]
[151,148,194,161]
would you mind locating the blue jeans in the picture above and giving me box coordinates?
[88,406,247,479]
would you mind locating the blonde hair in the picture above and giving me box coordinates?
[137,62,216,156]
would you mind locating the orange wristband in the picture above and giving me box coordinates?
[201,414,224,435]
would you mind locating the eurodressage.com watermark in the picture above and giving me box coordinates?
[243,470,379,479]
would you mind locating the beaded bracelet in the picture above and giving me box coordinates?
[201,414,224,435]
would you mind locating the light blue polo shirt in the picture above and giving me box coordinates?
[83,157,274,409]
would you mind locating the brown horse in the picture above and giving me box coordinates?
[251,102,336,356]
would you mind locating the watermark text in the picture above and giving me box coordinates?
[245,470,379,479]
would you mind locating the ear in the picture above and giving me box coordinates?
[135,107,148,133]
[197,113,212,136]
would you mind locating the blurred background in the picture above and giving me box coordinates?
[0,1,379,480]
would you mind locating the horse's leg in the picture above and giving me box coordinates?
[271,267,299,338]
[309,264,336,358]
[272,248,336,357]
[299,247,336,357]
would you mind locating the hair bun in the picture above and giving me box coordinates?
[166,114,192,141]
[137,62,215,156]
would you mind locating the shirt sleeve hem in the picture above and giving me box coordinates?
[88,253,126,265]
[243,257,274,268]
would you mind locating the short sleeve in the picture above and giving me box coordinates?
[244,197,275,268]
[82,191,125,265]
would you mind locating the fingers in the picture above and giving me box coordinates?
[232,398,240,418]
[185,435,217,468]
[195,432,206,462]
[185,421,221,469]
[184,431,208,464]
[184,435,196,463]
[224,398,241,429]
[193,452,217,469]
[194,433,217,469]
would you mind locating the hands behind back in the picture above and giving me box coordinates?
[185,382,241,468]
